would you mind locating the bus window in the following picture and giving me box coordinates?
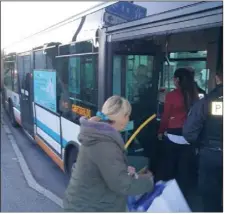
[82,56,98,105]
[112,54,155,155]
[12,68,19,93]
[69,57,81,94]
[4,66,13,90]
[57,57,71,117]
[6,60,19,94]
[23,56,31,90]
[34,50,46,69]
[68,55,98,106]
[113,56,122,95]
[17,56,23,91]
[3,57,17,92]
[162,51,208,93]
[57,54,98,123]
[156,51,208,120]
[126,55,153,104]
[46,54,54,69]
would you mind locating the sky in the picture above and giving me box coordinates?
[1,1,101,48]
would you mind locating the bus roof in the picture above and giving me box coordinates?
[106,1,223,42]
[3,1,117,54]
[4,1,222,55]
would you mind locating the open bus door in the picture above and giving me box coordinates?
[106,38,164,171]
[18,54,34,137]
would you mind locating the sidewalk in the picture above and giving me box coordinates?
[1,121,62,212]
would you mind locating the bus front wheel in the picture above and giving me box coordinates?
[67,146,78,177]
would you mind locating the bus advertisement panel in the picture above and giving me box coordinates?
[33,70,57,113]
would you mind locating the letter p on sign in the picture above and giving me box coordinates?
[211,102,223,116]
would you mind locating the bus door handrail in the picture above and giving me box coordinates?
[124,114,156,150]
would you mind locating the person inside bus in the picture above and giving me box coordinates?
[157,68,199,196]
[130,64,153,155]
[132,64,152,103]
[58,77,71,118]
[188,67,206,97]
[63,95,154,212]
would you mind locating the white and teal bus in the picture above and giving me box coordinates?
[2,1,223,175]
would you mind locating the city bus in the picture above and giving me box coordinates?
[2,1,223,176]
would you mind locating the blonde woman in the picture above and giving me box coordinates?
[63,95,154,212]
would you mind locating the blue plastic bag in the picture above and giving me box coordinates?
[127,181,166,212]
[147,179,191,212]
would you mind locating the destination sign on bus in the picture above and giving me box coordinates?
[103,12,127,26]
[72,104,91,118]
[105,2,147,21]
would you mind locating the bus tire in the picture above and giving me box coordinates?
[9,101,18,127]
[67,146,78,177]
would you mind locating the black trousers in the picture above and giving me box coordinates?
[198,147,223,212]
[156,137,197,196]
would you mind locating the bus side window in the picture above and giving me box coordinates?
[12,67,19,93]
[81,55,98,106]
[56,57,71,117]
[68,55,98,120]
[4,65,13,91]
[17,56,23,92]
[69,57,80,95]
[113,56,122,95]
[34,50,46,70]
[56,40,98,122]
[162,51,208,93]
[126,55,153,104]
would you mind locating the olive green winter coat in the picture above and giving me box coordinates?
[63,117,154,212]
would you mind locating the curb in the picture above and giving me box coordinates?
[2,119,63,208]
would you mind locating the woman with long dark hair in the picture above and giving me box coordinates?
[157,68,199,195]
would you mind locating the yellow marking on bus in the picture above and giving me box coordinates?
[72,104,91,118]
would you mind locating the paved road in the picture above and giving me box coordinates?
[1,108,203,212]
[1,109,69,212]
[1,121,63,212]
[2,111,69,198]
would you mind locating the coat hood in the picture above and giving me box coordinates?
[78,117,125,151]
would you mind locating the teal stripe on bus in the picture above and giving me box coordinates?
[35,119,68,148]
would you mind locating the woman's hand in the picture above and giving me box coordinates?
[127,166,136,176]
[143,170,154,183]
[140,167,154,179]
[145,170,153,178]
